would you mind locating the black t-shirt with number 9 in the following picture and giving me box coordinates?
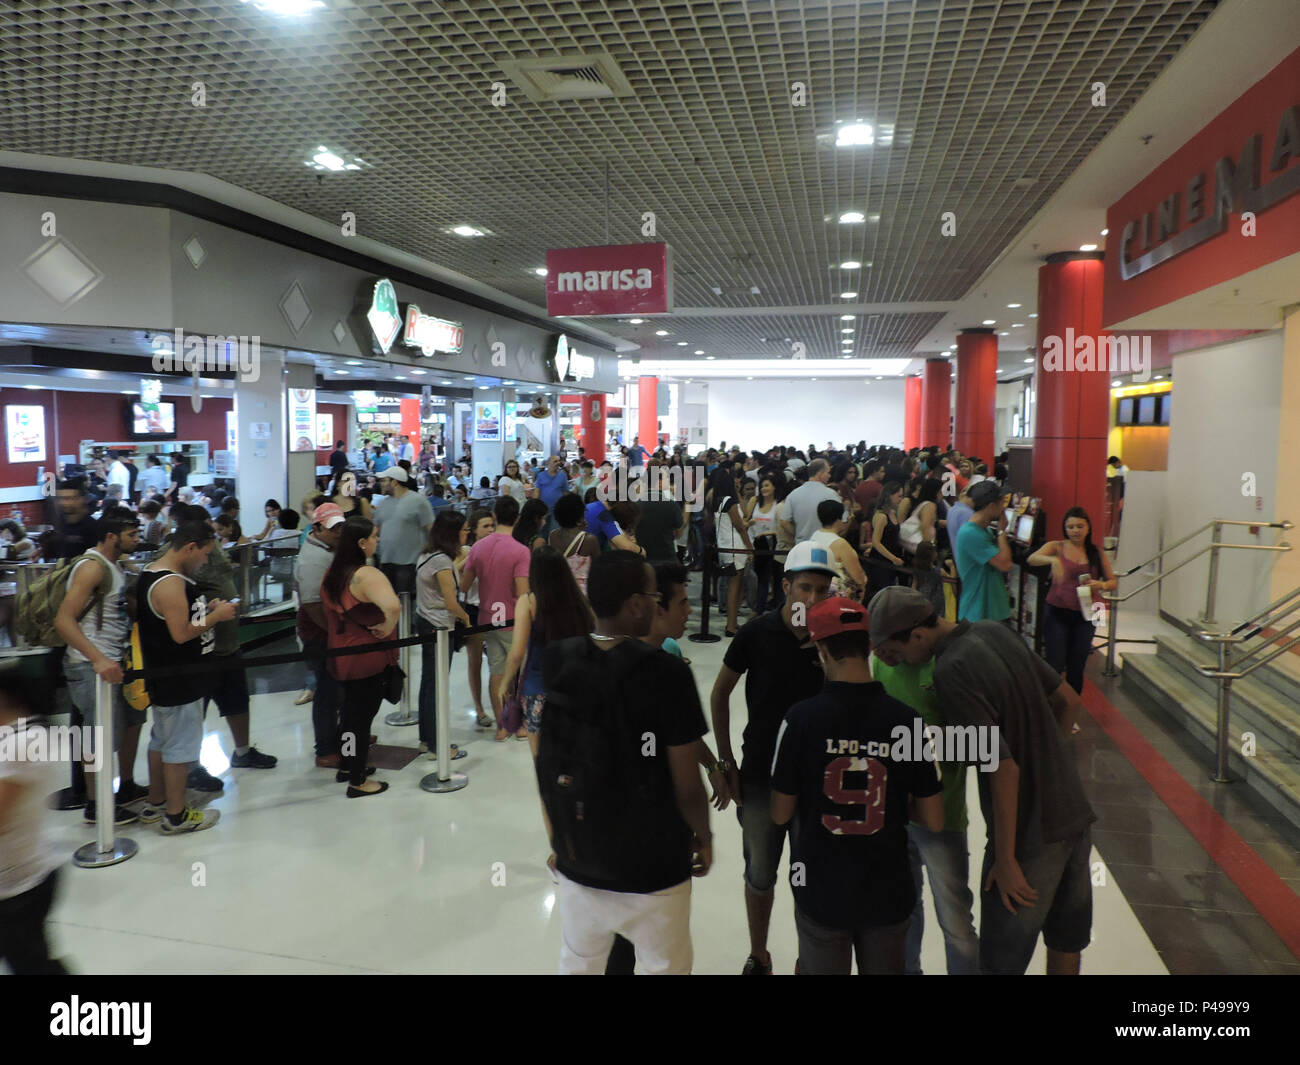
[770,680,942,930]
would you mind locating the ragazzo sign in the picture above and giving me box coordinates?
[403,305,464,356]
[1119,104,1300,279]
[548,334,596,382]
[545,242,673,316]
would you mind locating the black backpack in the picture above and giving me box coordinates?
[538,636,680,885]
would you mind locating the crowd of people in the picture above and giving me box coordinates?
[2,431,1119,975]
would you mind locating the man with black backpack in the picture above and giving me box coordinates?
[52,510,147,827]
[538,550,712,975]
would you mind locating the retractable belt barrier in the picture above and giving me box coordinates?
[75,614,514,870]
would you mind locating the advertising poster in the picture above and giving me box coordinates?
[316,413,334,449]
[225,410,238,455]
[289,388,317,453]
[5,405,46,463]
[474,402,501,441]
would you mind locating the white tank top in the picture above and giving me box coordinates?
[749,500,778,539]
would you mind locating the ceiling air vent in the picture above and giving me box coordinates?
[500,54,635,102]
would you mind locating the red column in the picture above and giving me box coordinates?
[920,359,952,449]
[904,376,922,450]
[637,376,659,450]
[579,393,607,464]
[1032,251,1109,538]
[954,328,998,461]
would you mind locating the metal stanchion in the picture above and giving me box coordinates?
[1212,640,1233,784]
[385,592,418,726]
[421,627,467,794]
[689,544,721,644]
[73,676,138,869]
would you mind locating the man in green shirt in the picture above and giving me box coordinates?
[871,649,978,975]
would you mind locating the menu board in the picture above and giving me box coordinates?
[316,413,334,449]
[5,405,46,463]
[474,402,501,441]
[288,388,317,453]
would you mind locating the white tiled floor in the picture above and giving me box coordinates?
[41,603,1166,975]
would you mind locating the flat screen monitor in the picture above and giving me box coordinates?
[1003,507,1017,532]
[1116,396,1135,425]
[127,399,176,440]
[1137,395,1157,425]
[1015,514,1037,544]
[1158,393,1171,425]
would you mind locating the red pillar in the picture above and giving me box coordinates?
[904,376,922,450]
[637,376,659,451]
[920,359,952,450]
[954,328,998,462]
[1032,251,1109,539]
[579,392,607,464]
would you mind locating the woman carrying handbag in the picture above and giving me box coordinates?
[319,516,401,797]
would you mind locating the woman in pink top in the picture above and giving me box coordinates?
[1028,507,1117,694]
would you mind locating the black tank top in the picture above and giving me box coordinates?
[137,568,215,706]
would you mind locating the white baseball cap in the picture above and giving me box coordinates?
[377,466,409,483]
[783,540,837,577]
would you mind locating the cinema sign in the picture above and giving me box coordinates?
[1119,104,1300,280]
[545,243,673,316]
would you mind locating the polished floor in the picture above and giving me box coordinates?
[33,596,1299,975]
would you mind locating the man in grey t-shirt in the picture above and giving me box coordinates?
[869,586,1095,977]
[296,503,346,765]
[780,459,844,543]
[373,466,434,598]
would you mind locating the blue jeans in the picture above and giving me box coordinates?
[1043,603,1094,694]
[904,823,979,975]
[416,617,455,749]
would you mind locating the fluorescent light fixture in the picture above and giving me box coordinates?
[835,122,873,147]
[840,261,861,270]
[838,211,865,224]
[242,0,325,13]
[1080,243,1098,251]
[840,291,857,299]
[452,225,485,237]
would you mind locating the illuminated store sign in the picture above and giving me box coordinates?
[403,305,465,356]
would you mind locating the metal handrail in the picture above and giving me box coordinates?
[1100,517,1292,680]
[1224,584,1300,639]
[1196,630,1300,681]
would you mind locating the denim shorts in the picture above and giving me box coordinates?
[736,780,791,894]
[978,828,1093,975]
[147,700,205,764]
[64,660,146,749]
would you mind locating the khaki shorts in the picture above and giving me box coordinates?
[481,628,513,677]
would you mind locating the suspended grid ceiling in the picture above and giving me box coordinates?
[0,0,1221,368]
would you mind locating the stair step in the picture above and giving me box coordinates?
[1121,653,1300,832]
[1153,636,1300,760]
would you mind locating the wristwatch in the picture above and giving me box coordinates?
[711,759,732,775]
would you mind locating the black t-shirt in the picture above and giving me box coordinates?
[635,500,683,563]
[723,610,823,785]
[58,514,99,561]
[771,681,943,929]
[544,637,708,893]
[170,460,189,487]
[330,449,350,475]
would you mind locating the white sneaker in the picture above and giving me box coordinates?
[159,807,220,834]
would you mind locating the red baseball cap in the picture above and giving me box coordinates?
[313,502,346,529]
[805,597,871,643]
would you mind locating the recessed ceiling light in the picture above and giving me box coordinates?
[840,355,851,359]
[655,329,669,336]
[1154,375,1164,380]
[840,261,861,270]
[841,328,854,334]
[706,356,715,360]
[243,0,325,14]
[1007,303,1021,309]
[810,378,817,381]
[1011,323,1024,328]
[1024,358,1034,364]
[999,331,1010,336]
[120,389,135,394]
[1080,243,1098,252]
[875,376,882,380]
[677,341,688,346]
[838,211,865,224]
[346,360,363,366]
[1028,313,1038,318]
[394,375,406,380]
[452,225,485,237]
[411,369,427,375]
[835,122,873,147]
[1111,379,1122,387]
[747,376,753,380]
[949,344,957,350]
[628,318,645,325]
[306,144,364,171]
[694,349,704,355]
[840,314,854,321]
[334,370,349,375]
[840,291,857,299]
[1100,228,1109,236]
[983,319,996,325]
[478,385,490,390]
[440,380,453,385]
[533,268,547,277]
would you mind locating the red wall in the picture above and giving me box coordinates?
[315,402,349,466]
[1104,46,1300,326]
[52,391,233,457]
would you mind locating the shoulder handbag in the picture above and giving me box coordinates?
[899,504,925,552]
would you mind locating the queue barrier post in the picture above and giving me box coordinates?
[72,675,138,869]
[689,543,722,644]
[421,627,468,794]
[384,592,418,727]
